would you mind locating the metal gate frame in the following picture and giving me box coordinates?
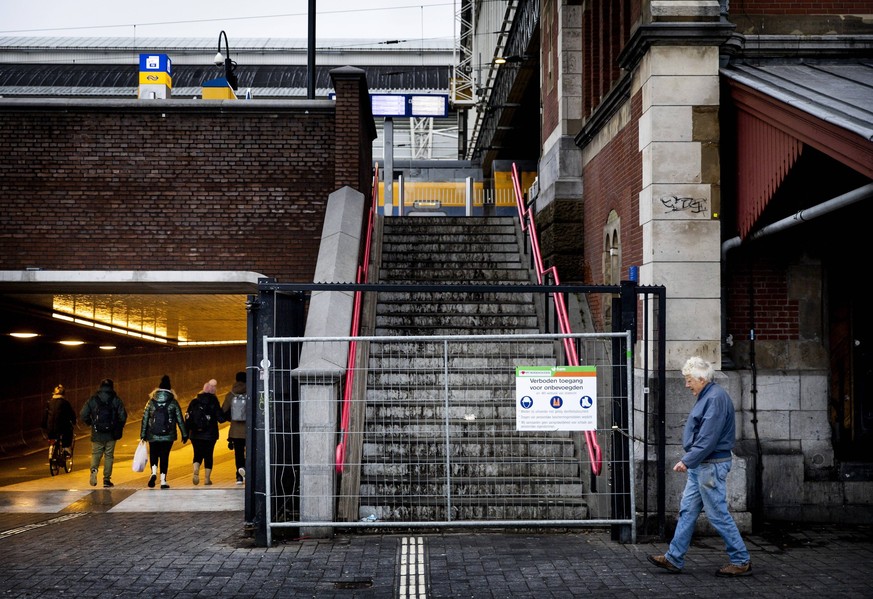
[245,282,667,547]
[259,331,634,546]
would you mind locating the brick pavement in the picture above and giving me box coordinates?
[0,507,871,598]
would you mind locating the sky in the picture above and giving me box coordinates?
[0,0,458,42]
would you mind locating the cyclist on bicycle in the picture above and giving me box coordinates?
[42,385,76,456]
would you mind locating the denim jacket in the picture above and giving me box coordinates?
[680,381,736,469]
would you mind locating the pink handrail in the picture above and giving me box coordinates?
[336,164,379,473]
[511,163,602,476]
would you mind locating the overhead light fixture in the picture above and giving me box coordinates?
[59,340,85,346]
[9,332,39,339]
[99,345,117,351]
[495,55,527,65]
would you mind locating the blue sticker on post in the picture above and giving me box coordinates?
[139,54,172,76]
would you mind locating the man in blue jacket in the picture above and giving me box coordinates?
[648,356,752,577]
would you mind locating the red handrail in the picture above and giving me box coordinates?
[336,164,379,473]
[511,163,602,476]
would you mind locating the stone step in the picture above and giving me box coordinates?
[364,386,524,403]
[375,313,538,328]
[383,219,517,234]
[368,355,550,370]
[377,290,538,303]
[365,403,525,420]
[361,456,582,478]
[382,233,518,248]
[373,325,542,336]
[357,500,589,522]
[366,370,519,387]
[381,254,523,266]
[362,424,575,442]
[376,303,535,316]
[365,339,555,354]
[363,435,577,457]
[360,477,584,498]
[378,268,531,282]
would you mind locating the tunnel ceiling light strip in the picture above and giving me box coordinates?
[51,311,239,346]
[52,311,169,344]
[178,339,246,346]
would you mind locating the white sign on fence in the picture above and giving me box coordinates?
[515,366,598,431]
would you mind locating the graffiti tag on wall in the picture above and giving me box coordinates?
[659,196,707,215]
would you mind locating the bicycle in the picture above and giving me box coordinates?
[48,437,74,476]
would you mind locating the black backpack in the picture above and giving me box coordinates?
[149,402,173,436]
[93,398,116,434]
[187,398,212,432]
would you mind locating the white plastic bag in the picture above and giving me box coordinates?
[132,440,148,472]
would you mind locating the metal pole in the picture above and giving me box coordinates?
[307,0,316,99]
[384,118,394,217]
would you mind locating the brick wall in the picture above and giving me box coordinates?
[541,0,559,140]
[730,1,872,13]
[726,263,801,342]
[728,2,873,35]
[581,92,643,326]
[0,103,334,282]
[0,69,376,283]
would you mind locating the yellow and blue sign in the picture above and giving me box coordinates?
[138,53,172,98]
[201,77,238,100]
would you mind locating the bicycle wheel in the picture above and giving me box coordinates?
[63,447,73,473]
[48,444,60,476]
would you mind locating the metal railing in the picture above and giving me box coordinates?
[511,162,603,476]
[336,165,379,474]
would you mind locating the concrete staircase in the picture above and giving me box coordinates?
[357,216,588,523]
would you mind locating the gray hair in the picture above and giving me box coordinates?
[681,356,714,382]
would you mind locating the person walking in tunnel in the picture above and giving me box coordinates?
[80,378,127,488]
[222,371,248,485]
[42,384,76,457]
[186,378,225,486]
[141,375,187,489]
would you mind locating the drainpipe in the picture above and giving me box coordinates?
[721,182,873,259]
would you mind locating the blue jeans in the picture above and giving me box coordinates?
[666,460,750,569]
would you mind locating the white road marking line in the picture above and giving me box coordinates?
[398,535,427,598]
[0,512,88,539]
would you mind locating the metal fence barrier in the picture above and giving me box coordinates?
[260,332,634,546]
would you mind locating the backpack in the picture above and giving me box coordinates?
[149,402,173,436]
[187,398,212,432]
[93,398,116,434]
[230,392,247,422]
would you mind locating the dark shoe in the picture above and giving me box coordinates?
[147,474,156,488]
[89,469,98,487]
[647,554,681,573]
[160,483,170,489]
[103,480,114,488]
[716,562,752,577]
